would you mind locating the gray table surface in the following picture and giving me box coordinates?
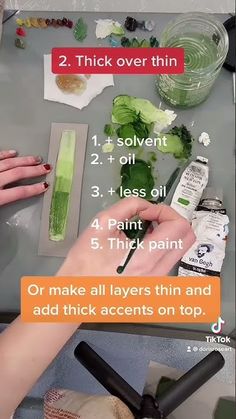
[5,0,236,14]
[0,11,235,334]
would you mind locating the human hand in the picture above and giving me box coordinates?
[59,197,195,276]
[0,198,195,418]
[0,150,52,206]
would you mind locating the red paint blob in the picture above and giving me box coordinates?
[16,27,26,37]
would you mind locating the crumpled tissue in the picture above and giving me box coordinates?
[44,389,135,419]
[44,54,114,110]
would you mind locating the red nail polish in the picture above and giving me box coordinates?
[43,182,49,189]
[43,164,51,171]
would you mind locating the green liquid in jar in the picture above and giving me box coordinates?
[157,33,220,108]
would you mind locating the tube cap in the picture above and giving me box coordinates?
[201,187,223,204]
[196,156,208,164]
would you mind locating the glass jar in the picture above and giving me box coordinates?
[156,13,229,108]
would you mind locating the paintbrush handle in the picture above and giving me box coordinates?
[75,341,142,414]
[158,351,225,417]
[117,220,151,273]
[116,166,182,274]
[134,219,152,240]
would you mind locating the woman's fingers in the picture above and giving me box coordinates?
[0,164,52,187]
[0,150,17,160]
[0,182,49,206]
[94,201,186,235]
[0,153,52,204]
[0,155,42,173]
[145,217,191,247]
[97,197,153,231]
[140,203,183,223]
[124,217,194,275]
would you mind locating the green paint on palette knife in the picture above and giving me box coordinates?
[49,130,76,242]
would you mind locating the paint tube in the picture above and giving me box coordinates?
[178,187,229,276]
[171,156,209,221]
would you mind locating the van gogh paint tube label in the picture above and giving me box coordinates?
[178,206,229,277]
[171,157,209,221]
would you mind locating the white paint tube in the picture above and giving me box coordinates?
[171,156,209,221]
[178,188,229,277]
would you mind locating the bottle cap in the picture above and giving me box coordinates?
[201,187,223,204]
[196,156,208,164]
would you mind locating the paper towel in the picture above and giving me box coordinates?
[44,54,114,110]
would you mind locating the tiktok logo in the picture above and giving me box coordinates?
[211,317,225,334]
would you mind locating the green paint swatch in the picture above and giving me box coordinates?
[49,130,76,242]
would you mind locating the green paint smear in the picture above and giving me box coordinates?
[121,36,159,48]
[117,120,152,148]
[49,130,76,242]
[148,151,157,162]
[157,125,194,161]
[49,190,70,241]
[117,158,155,200]
[104,124,116,137]
[74,18,88,41]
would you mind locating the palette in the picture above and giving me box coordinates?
[38,123,88,257]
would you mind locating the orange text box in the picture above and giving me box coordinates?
[21,276,221,323]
